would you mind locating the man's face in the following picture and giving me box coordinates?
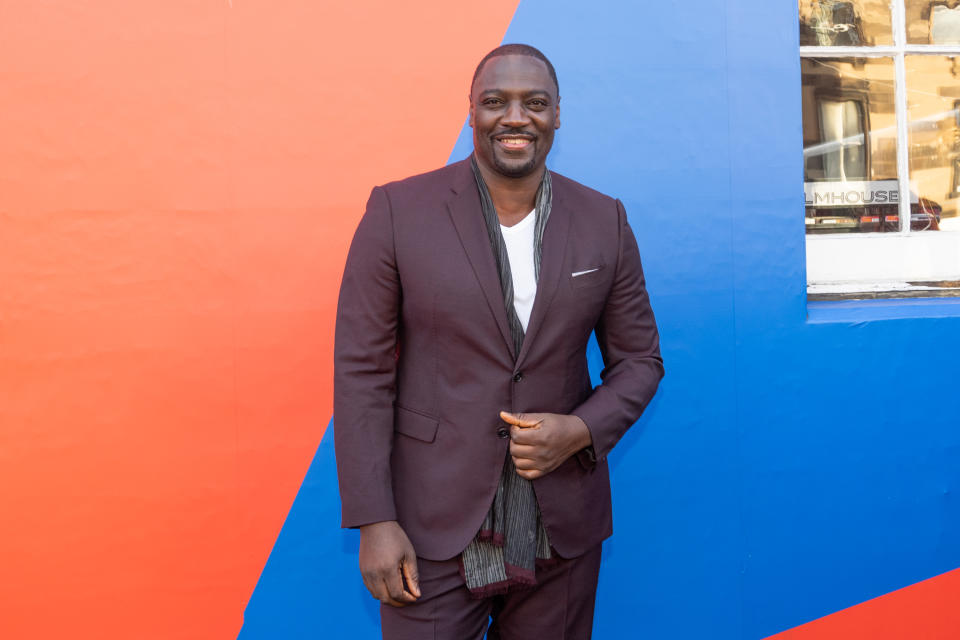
[469,54,560,179]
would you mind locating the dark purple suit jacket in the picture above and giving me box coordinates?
[334,158,663,561]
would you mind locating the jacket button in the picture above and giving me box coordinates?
[497,427,509,439]
[513,371,523,382]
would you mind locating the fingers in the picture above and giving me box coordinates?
[510,432,548,479]
[500,411,543,428]
[513,463,544,480]
[358,521,421,607]
[511,453,537,469]
[361,572,379,599]
[361,571,401,607]
[361,569,400,607]
[372,564,418,607]
[402,554,421,598]
[509,423,543,445]
[511,454,546,480]
[509,441,537,458]
[386,566,418,604]
[378,574,415,607]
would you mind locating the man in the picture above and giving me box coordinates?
[334,43,663,639]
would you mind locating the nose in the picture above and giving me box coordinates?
[501,100,529,127]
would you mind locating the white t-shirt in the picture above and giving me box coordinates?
[499,210,537,332]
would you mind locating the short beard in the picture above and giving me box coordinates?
[492,153,537,178]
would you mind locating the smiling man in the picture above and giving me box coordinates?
[334,43,664,639]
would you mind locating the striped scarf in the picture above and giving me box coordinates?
[461,154,553,596]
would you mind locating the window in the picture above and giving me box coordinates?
[800,1,960,300]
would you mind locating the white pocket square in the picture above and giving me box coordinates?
[571,267,601,277]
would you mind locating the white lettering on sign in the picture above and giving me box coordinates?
[804,181,918,207]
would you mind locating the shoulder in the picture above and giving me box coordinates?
[549,170,620,211]
[376,159,469,204]
[549,169,624,230]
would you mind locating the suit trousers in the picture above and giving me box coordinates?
[380,544,602,640]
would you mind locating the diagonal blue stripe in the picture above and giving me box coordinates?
[239,1,960,637]
[238,419,380,639]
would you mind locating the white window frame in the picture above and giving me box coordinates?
[801,1,960,295]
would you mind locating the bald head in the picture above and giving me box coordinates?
[470,43,559,98]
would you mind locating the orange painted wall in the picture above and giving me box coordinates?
[765,568,960,640]
[0,2,517,637]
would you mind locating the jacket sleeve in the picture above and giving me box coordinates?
[334,186,401,528]
[572,198,664,463]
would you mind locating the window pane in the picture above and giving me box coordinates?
[799,0,894,46]
[905,55,960,232]
[906,1,960,44]
[802,57,901,234]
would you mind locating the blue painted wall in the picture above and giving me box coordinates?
[240,1,960,638]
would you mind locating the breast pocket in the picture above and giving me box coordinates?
[394,405,440,443]
[569,264,607,289]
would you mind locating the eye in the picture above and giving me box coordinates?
[482,97,504,106]
[527,99,549,109]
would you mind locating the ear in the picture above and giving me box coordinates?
[468,94,475,128]
[554,96,561,130]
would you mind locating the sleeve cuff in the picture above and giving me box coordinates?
[575,445,598,471]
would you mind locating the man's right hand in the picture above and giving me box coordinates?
[358,520,421,607]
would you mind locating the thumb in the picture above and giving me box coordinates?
[401,553,421,598]
[499,411,542,428]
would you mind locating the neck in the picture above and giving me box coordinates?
[475,158,544,226]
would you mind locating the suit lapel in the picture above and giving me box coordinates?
[446,160,516,359]
[516,173,571,368]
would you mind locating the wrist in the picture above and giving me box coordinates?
[567,414,592,452]
[360,520,397,532]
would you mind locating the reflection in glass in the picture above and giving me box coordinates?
[905,55,960,231]
[802,57,903,233]
[907,1,960,44]
[799,0,894,46]
[819,99,868,179]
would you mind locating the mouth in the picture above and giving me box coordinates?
[494,135,535,152]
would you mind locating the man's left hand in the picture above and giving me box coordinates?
[500,411,593,480]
